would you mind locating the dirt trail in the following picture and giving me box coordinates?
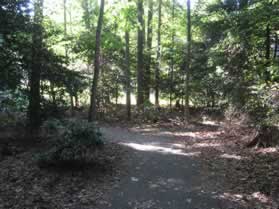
[97,124,243,209]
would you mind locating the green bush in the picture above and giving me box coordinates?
[0,90,28,129]
[37,120,104,167]
[244,84,279,125]
[42,118,64,136]
[0,90,28,112]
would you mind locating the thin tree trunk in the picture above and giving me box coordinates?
[28,0,44,133]
[82,0,93,107]
[125,31,131,120]
[274,33,278,59]
[75,94,79,108]
[50,83,56,104]
[88,0,105,122]
[184,0,191,121]
[69,1,73,34]
[265,23,271,83]
[137,0,145,108]
[155,0,162,107]
[64,0,68,58]
[170,0,175,109]
[115,82,118,105]
[70,95,74,116]
[145,0,153,102]
[64,0,73,116]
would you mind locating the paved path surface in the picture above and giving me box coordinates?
[98,125,240,209]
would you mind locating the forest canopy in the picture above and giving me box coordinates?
[0,0,278,129]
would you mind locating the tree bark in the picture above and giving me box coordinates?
[155,0,162,107]
[88,0,105,122]
[144,0,153,102]
[137,0,145,109]
[75,94,79,108]
[50,83,56,104]
[274,33,278,59]
[70,95,74,116]
[125,31,131,120]
[64,0,68,58]
[184,0,191,121]
[170,0,175,109]
[264,23,271,83]
[28,0,44,133]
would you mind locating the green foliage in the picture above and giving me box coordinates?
[0,90,28,112]
[0,90,27,128]
[42,118,64,135]
[252,84,279,126]
[142,105,161,122]
[37,120,104,167]
[0,0,32,91]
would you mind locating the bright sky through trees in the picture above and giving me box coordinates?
[44,0,199,22]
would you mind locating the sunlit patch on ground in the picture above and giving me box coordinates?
[171,143,185,148]
[201,117,220,126]
[220,153,243,160]
[192,142,222,148]
[120,142,201,156]
[131,127,159,134]
[255,147,279,154]
[251,192,270,203]
[218,192,245,203]
[140,130,223,140]
[218,192,271,204]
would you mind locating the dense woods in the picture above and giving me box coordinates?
[0,0,279,208]
[1,0,278,125]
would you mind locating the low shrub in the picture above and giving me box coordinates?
[0,90,28,129]
[37,120,104,167]
[42,118,64,136]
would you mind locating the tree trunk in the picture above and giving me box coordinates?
[144,0,153,103]
[70,95,74,116]
[274,33,278,59]
[155,0,162,107]
[264,23,271,83]
[64,0,68,58]
[50,83,56,104]
[115,82,118,105]
[75,94,79,108]
[88,0,105,122]
[184,0,191,122]
[28,0,44,133]
[125,31,131,120]
[137,0,145,109]
[170,0,175,109]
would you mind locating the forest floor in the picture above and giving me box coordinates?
[0,134,129,209]
[0,118,279,208]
